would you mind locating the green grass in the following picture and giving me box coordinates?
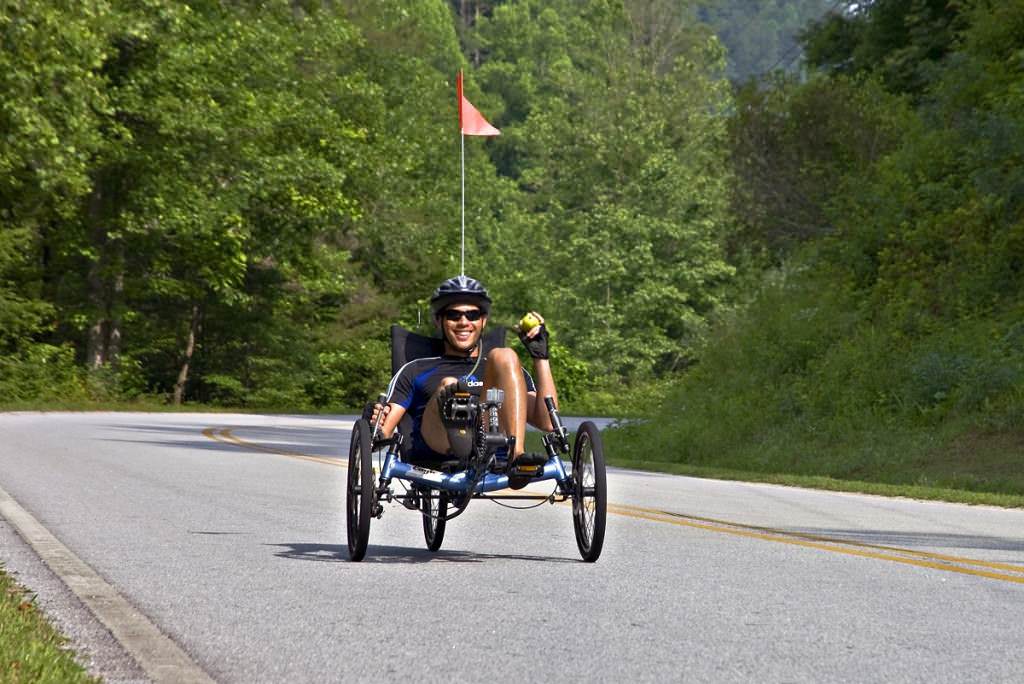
[529,425,1024,507]
[601,457,1024,508]
[0,570,96,683]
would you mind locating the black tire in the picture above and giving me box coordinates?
[421,488,448,552]
[572,421,607,562]
[346,419,374,561]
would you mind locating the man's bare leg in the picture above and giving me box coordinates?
[482,347,527,459]
[421,376,458,455]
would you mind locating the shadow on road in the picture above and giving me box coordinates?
[98,422,346,459]
[268,542,576,564]
[792,527,1024,554]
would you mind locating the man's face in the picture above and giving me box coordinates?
[439,305,487,354]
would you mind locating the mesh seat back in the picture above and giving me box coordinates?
[389,325,506,374]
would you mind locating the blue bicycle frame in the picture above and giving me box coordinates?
[374,394,572,499]
[380,450,570,494]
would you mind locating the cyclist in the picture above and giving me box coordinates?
[373,275,557,484]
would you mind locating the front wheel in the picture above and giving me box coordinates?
[421,488,448,552]
[571,421,607,562]
[346,419,374,561]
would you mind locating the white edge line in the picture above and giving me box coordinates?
[0,483,215,684]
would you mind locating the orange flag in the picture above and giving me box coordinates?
[457,71,500,136]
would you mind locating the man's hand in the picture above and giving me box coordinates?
[368,402,390,426]
[517,311,549,360]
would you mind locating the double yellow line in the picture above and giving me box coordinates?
[202,425,1024,584]
[605,503,1024,585]
[202,427,344,469]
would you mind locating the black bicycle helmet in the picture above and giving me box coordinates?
[429,275,492,316]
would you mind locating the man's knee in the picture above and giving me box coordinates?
[488,347,521,372]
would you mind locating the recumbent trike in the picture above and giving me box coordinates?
[345,325,607,562]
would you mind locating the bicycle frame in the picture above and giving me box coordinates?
[374,392,573,498]
[379,449,571,494]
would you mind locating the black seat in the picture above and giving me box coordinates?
[390,324,506,374]
[387,325,506,466]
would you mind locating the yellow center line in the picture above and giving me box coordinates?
[203,426,346,468]
[608,503,1024,575]
[605,504,1024,585]
[200,426,1024,584]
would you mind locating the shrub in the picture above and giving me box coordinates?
[0,344,87,403]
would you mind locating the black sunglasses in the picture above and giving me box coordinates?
[443,308,484,322]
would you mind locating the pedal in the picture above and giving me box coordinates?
[442,393,478,423]
[507,452,547,482]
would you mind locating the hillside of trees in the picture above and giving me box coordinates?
[610,0,1024,495]
[3,0,1022,493]
[1,0,745,409]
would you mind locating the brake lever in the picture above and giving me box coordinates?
[372,393,387,440]
[544,396,570,453]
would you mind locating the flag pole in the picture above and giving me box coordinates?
[456,70,499,277]
[458,70,465,277]
[461,130,466,277]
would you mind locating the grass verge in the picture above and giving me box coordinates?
[601,415,1024,509]
[0,569,96,683]
[602,458,1024,508]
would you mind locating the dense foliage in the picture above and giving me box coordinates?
[611,0,1024,494]
[1,0,742,409]
[698,0,835,81]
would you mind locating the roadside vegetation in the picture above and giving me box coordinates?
[3,0,1022,501]
[607,0,1024,502]
[0,570,96,683]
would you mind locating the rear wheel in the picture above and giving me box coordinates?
[346,419,374,561]
[421,488,448,552]
[571,421,607,562]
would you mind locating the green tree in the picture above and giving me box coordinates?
[697,0,835,82]
[24,0,377,403]
[0,0,118,400]
[802,0,967,96]
[823,0,1024,322]
[473,0,736,380]
[727,74,912,262]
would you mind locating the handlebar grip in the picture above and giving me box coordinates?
[544,395,567,434]
[372,394,388,434]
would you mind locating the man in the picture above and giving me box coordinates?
[374,275,557,477]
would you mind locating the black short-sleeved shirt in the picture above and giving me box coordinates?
[386,353,536,458]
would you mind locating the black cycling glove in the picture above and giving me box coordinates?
[518,324,549,360]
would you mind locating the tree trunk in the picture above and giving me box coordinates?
[173,304,201,406]
[84,175,123,369]
[107,270,123,363]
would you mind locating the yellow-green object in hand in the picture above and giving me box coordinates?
[519,312,541,332]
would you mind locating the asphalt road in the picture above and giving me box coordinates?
[1,412,1023,682]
